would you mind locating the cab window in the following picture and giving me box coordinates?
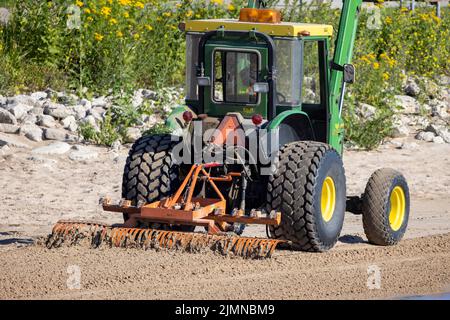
[213,50,259,104]
[302,41,321,104]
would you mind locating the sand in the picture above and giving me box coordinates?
[0,135,449,299]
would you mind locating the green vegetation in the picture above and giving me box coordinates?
[0,1,449,149]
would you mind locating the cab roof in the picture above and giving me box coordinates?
[185,19,333,37]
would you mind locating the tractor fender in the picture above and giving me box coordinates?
[265,110,315,148]
[165,105,196,136]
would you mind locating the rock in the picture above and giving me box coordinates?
[132,90,144,108]
[29,106,44,116]
[69,146,98,161]
[88,107,106,120]
[61,115,78,132]
[81,115,98,129]
[423,79,440,99]
[425,124,450,143]
[38,115,57,128]
[437,75,450,86]
[80,98,92,110]
[0,7,11,26]
[391,116,410,138]
[7,95,39,108]
[357,103,376,120]
[70,105,87,120]
[27,155,58,166]
[44,128,69,141]
[30,91,48,101]
[403,78,420,97]
[0,133,32,149]
[43,102,72,119]
[92,96,108,108]
[22,114,38,125]
[0,144,11,157]
[429,99,448,118]
[5,103,33,120]
[402,142,419,150]
[394,95,421,114]
[433,136,444,144]
[415,131,435,142]
[0,123,19,134]
[125,127,142,143]
[143,114,160,127]
[0,108,17,125]
[111,140,121,152]
[20,124,43,142]
[32,141,71,155]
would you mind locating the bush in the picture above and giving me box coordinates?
[1,1,449,149]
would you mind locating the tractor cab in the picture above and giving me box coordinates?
[183,9,334,145]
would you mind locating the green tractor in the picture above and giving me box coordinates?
[49,0,410,257]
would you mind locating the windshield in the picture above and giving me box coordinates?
[212,49,259,104]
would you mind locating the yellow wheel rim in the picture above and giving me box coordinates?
[321,176,336,222]
[389,186,406,231]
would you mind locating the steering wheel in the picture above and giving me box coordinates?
[277,92,287,104]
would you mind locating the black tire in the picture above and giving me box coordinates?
[267,141,346,252]
[122,134,195,231]
[362,168,410,246]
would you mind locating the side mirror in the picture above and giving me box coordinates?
[343,64,355,84]
[197,76,211,87]
[252,82,269,93]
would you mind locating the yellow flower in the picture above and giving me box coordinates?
[119,0,132,5]
[134,1,144,9]
[87,16,93,22]
[123,11,130,18]
[228,4,235,11]
[101,6,111,16]
[382,72,390,81]
[176,3,182,8]
[185,10,193,18]
[384,16,392,24]
[94,33,104,41]
[116,31,123,38]
[373,62,380,70]
[76,0,84,7]
[84,8,91,14]
[145,24,153,31]
[134,33,140,40]
[212,0,223,5]
[163,12,172,17]
[109,18,118,25]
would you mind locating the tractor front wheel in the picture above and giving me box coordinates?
[267,141,346,252]
[362,168,410,245]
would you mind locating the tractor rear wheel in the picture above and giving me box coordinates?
[122,134,194,231]
[267,141,346,251]
[362,168,409,245]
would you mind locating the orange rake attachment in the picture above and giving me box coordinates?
[45,163,286,259]
[45,220,284,259]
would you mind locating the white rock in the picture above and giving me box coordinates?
[125,127,141,143]
[43,102,72,119]
[0,144,11,157]
[5,103,33,120]
[357,103,376,120]
[32,141,71,155]
[0,123,19,134]
[22,114,38,125]
[38,115,57,128]
[429,99,448,118]
[88,107,106,120]
[29,106,44,116]
[7,95,38,108]
[30,91,48,101]
[92,96,108,108]
[416,131,435,142]
[0,7,11,26]
[44,128,68,141]
[0,108,17,125]
[394,95,421,114]
[82,115,98,128]
[403,78,420,97]
[402,142,419,150]
[433,136,444,144]
[20,124,43,142]
[27,155,58,166]
[70,105,87,120]
[0,133,31,149]
[437,75,450,86]
[0,95,6,106]
[61,115,78,132]
[69,146,98,161]
[425,124,450,143]
[80,98,92,109]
